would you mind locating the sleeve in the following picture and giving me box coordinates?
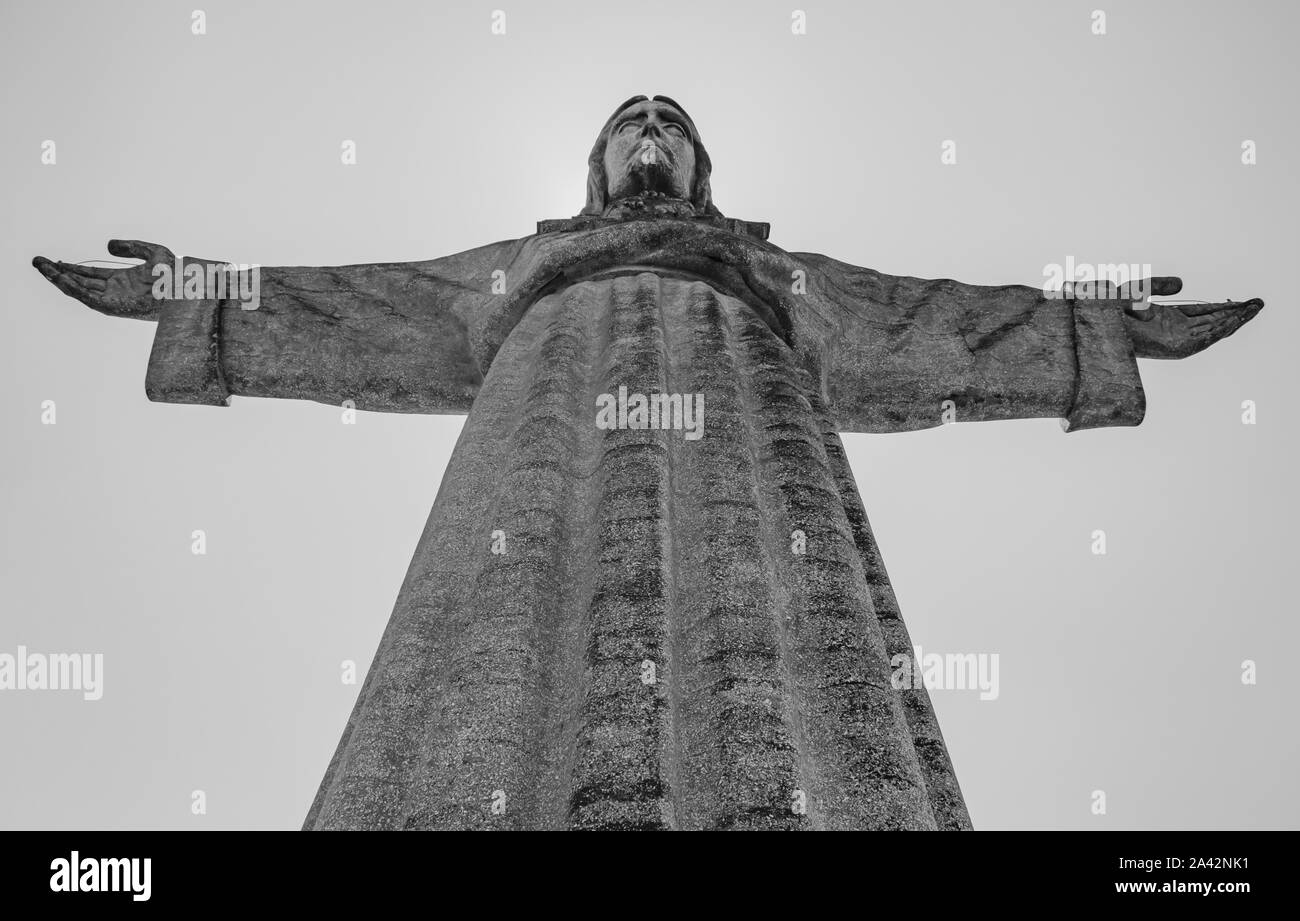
[793,252,1146,434]
[144,239,521,415]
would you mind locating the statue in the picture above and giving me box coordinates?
[33,95,1262,829]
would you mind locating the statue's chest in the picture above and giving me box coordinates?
[471,268,831,499]
[507,271,801,393]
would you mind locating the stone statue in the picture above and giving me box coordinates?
[33,95,1262,829]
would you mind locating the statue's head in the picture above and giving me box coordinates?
[582,95,722,217]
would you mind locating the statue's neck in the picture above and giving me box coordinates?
[600,193,698,220]
[537,195,770,241]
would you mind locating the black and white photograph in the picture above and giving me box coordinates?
[1,0,1291,903]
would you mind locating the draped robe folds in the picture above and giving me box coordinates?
[144,218,1145,830]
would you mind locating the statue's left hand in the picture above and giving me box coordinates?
[1122,287,1264,359]
[33,240,180,320]
[1112,277,1263,359]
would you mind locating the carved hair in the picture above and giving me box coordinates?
[581,95,723,218]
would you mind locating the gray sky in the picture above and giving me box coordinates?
[1,0,1295,829]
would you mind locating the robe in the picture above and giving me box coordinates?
[144,216,1145,829]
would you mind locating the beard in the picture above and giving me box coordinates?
[614,149,689,200]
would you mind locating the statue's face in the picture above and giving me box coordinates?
[602,99,697,204]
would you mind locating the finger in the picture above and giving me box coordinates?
[1194,318,1240,345]
[1178,297,1264,318]
[1118,276,1182,299]
[1189,300,1263,350]
[107,239,169,262]
[56,261,107,291]
[64,263,114,279]
[1215,300,1264,331]
[33,256,109,277]
[34,258,101,306]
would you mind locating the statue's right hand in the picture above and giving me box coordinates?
[33,240,175,320]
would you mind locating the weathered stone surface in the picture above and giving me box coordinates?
[32,94,1262,830]
[304,273,964,829]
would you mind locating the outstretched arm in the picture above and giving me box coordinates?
[34,238,519,414]
[793,252,1263,433]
